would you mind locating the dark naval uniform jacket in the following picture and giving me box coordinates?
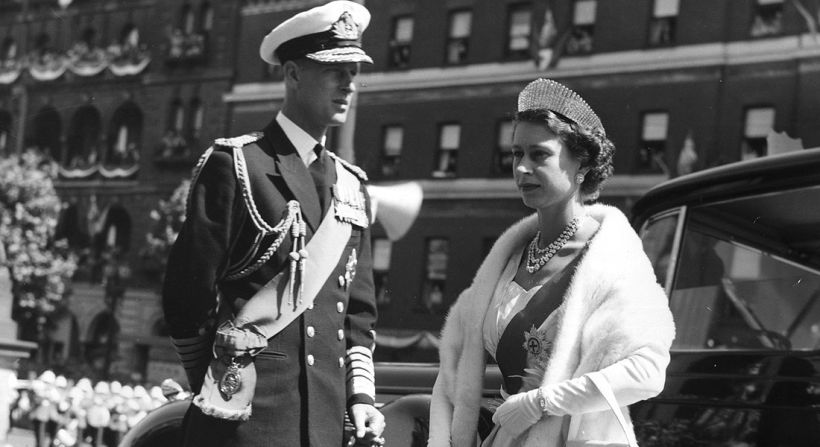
[162,118,377,447]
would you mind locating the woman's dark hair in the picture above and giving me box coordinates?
[513,108,615,201]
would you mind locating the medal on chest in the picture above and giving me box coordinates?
[522,325,552,368]
[338,249,357,290]
[332,183,369,228]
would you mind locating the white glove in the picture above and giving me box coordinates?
[492,388,544,437]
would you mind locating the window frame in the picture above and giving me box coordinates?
[638,110,670,173]
[750,0,784,38]
[445,9,472,65]
[741,105,775,160]
[432,122,461,178]
[381,124,404,177]
[388,15,414,69]
[420,237,450,314]
[505,3,533,59]
[494,119,515,175]
[648,0,679,47]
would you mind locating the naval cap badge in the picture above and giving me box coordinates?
[331,11,360,40]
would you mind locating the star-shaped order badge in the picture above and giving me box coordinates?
[522,324,552,368]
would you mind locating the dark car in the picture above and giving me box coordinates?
[630,147,820,446]
[121,148,820,446]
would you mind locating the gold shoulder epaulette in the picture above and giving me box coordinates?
[327,151,368,182]
[214,132,264,149]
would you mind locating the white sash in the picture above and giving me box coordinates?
[236,158,358,338]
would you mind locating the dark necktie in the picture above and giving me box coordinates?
[309,144,327,213]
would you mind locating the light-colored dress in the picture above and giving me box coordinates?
[481,249,572,447]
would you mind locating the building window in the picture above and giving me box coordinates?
[373,238,392,306]
[80,27,98,48]
[168,2,207,64]
[433,123,460,178]
[566,0,596,55]
[389,16,413,69]
[742,107,774,160]
[171,99,185,134]
[421,238,448,314]
[30,107,62,162]
[200,2,214,33]
[105,102,142,170]
[445,10,471,64]
[649,0,678,46]
[638,112,669,173]
[159,99,190,160]
[495,120,515,174]
[66,106,102,171]
[33,32,50,54]
[189,98,204,140]
[751,0,783,37]
[381,125,403,177]
[1,37,17,60]
[506,4,532,58]
[182,3,196,35]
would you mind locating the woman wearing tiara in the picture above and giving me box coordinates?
[427,79,675,447]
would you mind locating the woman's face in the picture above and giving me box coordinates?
[512,121,584,211]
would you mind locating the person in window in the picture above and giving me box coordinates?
[162,2,384,446]
[428,79,675,446]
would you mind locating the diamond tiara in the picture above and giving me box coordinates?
[517,78,604,134]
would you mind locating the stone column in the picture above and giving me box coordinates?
[0,244,37,443]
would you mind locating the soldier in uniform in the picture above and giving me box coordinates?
[161,1,384,446]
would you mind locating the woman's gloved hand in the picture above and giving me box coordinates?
[492,387,544,437]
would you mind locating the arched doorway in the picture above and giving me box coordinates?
[85,310,119,375]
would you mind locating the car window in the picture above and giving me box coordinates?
[668,205,820,351]
[638,209,681,290]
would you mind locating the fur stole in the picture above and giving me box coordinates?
[430,203,675,447]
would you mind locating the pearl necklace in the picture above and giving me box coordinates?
[526,216,583,274]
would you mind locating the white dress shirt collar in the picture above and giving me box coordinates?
[276,112,326,166]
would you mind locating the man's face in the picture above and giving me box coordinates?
[293,60,360,128]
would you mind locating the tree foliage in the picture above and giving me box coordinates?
[0,150,77,319]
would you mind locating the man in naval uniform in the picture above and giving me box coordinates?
[161,2,384,445]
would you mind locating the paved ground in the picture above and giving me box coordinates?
[4,427,36,447]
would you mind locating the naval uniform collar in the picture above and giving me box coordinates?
[276,111,327,167]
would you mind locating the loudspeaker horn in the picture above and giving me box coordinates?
[367,182,423,241]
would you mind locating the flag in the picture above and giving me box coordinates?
[792,0,818,41]
[536,3,558,70]
[676,132,698,176]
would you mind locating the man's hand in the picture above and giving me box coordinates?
[349,403,386,439]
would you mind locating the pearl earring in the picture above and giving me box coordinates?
[575,173,585,184]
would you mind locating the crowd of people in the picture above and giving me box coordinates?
[9,370,189,447]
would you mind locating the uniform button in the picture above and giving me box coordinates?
[338,357,345,368]
[307,354,315,366]
[336,302,344,313]
[306,326,315,337]
[337,329,344,341]
[307,303,314,310]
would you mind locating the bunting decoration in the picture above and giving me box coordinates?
[0,30,153,84]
